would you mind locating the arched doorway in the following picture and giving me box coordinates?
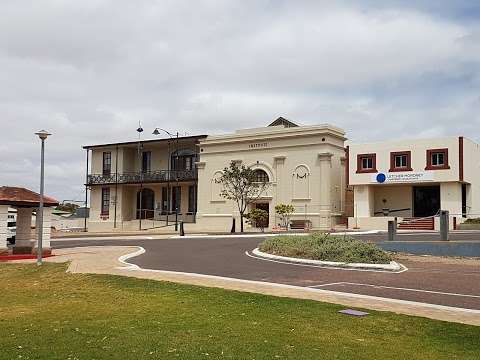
[136,188,155,219]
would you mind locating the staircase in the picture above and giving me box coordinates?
[398,217,434,231]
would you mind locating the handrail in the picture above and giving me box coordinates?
[86,169,197,185]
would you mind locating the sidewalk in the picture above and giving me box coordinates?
[13,246,480,326]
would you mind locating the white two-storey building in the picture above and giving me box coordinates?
[84,135,207,231]
[348,136,480,230]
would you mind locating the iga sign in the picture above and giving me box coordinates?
[372,172,434,184]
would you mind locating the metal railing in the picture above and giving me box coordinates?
[86,169,197,185]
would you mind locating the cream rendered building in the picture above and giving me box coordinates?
[84,135,206,231]
[195,119,348,231]
[348,136,480,230]
[84,118,348,232]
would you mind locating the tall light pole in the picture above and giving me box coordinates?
[35,130,51,266]
[137,123,144,230]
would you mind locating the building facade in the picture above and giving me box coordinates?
[347,136,480,230]
[195,119,348,231]
[85,121,479,232]
[84,135,206,231]
[85,119,348,232]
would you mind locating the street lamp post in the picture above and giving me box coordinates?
[152,128,179,230]
[35,130,51,266]
[137,124,144,230]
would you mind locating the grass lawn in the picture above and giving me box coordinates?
[0,263,479,359]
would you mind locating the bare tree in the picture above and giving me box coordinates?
[219,162,269,232]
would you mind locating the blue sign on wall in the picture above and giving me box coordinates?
[376,173,386,183]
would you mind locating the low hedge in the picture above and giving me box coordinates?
[258,233,393,264]
[464,218,480,224]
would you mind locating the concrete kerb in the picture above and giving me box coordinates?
[169,230,381,239]
[251,248,404,272]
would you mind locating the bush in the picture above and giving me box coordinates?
[464,218,480,224]
[258,233,393,264]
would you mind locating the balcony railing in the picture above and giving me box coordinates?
[86,169,197,185]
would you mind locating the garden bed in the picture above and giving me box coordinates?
[258,233,393,264]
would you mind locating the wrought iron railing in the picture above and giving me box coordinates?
[87,169,197,185]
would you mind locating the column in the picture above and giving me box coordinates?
[318,152,333,229]
[353,185,374,217]
[0,205,8,254]
[15,207,34,250]
[273,156,286,228]
[34,206,52,255]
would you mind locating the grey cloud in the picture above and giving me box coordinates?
[0,0,479,200]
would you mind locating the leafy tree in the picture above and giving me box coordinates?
[275,204,295,229]
[219,162,270,232]
[56,202,79,213]
[244,208,269,233]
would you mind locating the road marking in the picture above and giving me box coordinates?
[117,247,480,315]
[309,282,480,299]
[245,251,408,273]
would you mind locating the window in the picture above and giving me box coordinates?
[188,185,196,213]
[426,149,450,170]
[142,151,151,173]
[101,187,110,215]
[172,186,181,213]
[102,152,111,175]
[389,151,412,172]
[254,169,269,183]
[356,154,377,173]
[161,187,169,213]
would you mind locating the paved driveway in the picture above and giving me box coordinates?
[52,235,480,311]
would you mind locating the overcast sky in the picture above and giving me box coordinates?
[0,0,479,202]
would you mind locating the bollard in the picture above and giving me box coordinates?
[179,221,185,236]
[388,220,396,241]
[230,218,236,233]
[440,210,449,241]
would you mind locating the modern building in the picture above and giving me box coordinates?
[84,134,207,231]
[84,118,349,232]
[347,136,480,230]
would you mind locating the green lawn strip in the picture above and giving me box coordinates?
[258,233,393,264]
[0,263,478,359]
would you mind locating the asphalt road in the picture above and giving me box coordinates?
[52,235,480,311]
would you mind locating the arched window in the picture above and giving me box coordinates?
[254,169,269,183]
[136,188,155,219]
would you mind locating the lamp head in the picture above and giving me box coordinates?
[152,128,160,136]
[35,130,51,140]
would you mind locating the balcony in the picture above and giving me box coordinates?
[86,169,197,185]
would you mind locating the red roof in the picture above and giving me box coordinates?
[0,186,58,207]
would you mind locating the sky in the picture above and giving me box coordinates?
[0,0,479,202]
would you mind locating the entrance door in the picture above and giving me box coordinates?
[136,188,155,219]
[254,203,269,228]
[413,186,440,217]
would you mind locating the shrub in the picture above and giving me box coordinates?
[258,233,393,264]
[464,218,480,224]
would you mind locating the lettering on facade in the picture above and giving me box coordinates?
[372,172,434,183]
[248,142,268,149]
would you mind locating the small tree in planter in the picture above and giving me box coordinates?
[275,204,295,229]
[219,162,270,232]
[244,208,269,232]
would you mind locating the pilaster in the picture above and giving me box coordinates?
[318,152,333,229]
